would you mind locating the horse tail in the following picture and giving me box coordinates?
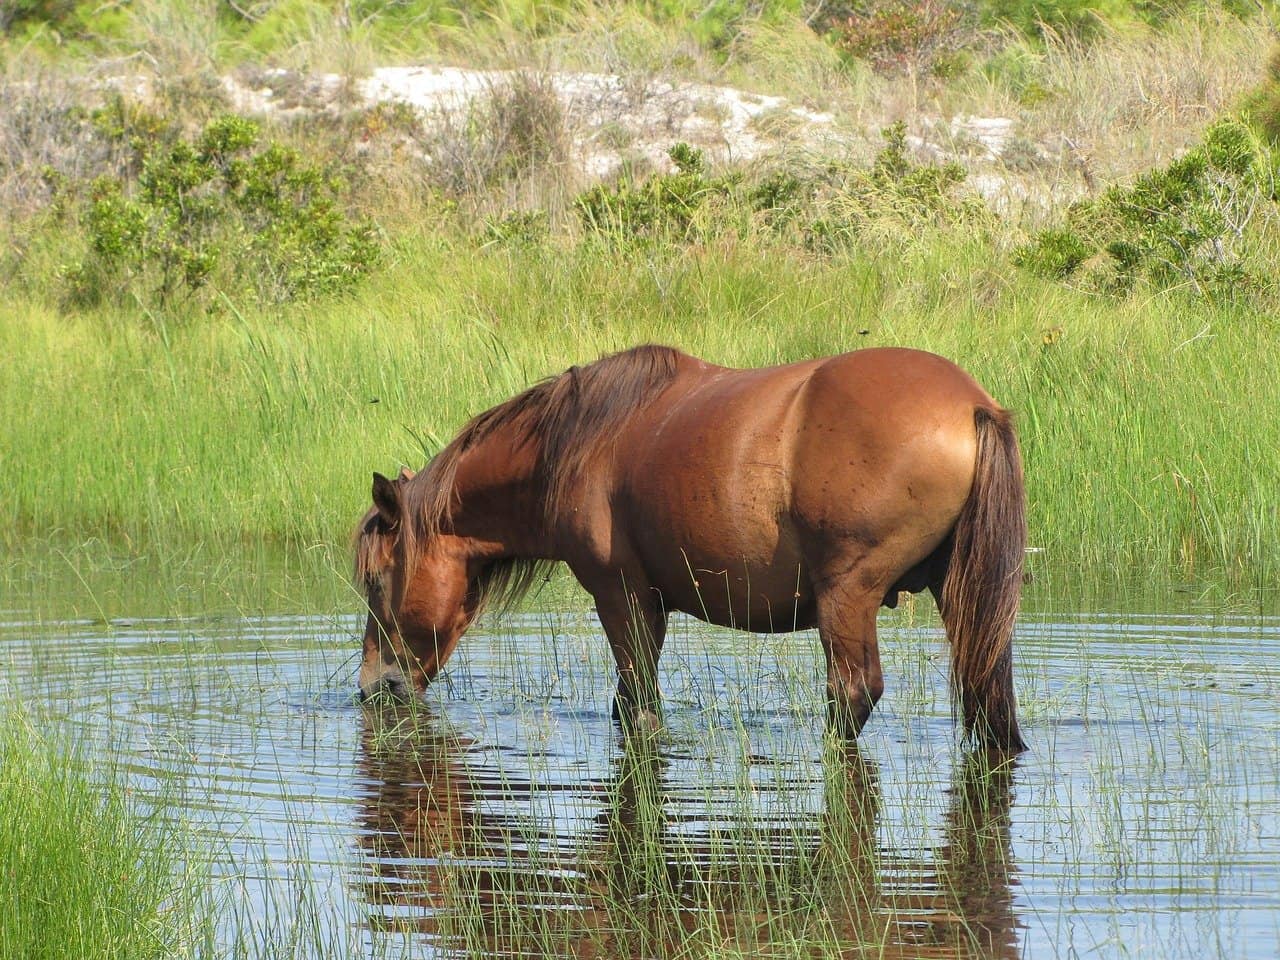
[939,406,1027,753]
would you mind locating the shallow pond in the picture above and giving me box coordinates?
[2,570,1278,959]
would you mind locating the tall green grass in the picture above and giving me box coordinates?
[0,704,207,960]
[3,233,1275,581]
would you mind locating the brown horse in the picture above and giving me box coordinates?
[354,345,1027,752]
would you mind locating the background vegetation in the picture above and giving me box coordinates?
[3,0,1278,587]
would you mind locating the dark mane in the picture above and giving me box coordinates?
[393,344,684,613]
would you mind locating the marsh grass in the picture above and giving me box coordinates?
[4,229,1277,583]
[0,702,208,960]
[3,538,1278,959]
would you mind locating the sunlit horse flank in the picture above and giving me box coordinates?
[354,345,1027,752]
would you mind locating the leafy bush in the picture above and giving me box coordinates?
[804,120,990,250]
[1012,227,1090,278]
[571,125,987,252]
[829,0,970,76]
[1240,44,1280,147]
[480,208,549,247]
[0,0,78,32]
[63,108,380,310]
[0,0,130,42]
[575,142,740,243]
[1014,118,1277,298]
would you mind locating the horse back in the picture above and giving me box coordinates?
[600,356,821,625]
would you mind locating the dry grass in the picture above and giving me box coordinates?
[0,2,1273,240]
[994,11,1274,178]
[423,69,578,213]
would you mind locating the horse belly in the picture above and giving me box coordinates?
[621,374,818,632]
[636,501,816,631]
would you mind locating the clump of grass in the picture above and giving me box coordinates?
[574,140,738,243]
[1240,42,1280,146]
[0,703,207,960]
[986,9,1272,183]
[427,71,572,199]
[572,126,987,250]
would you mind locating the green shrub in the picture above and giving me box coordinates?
[1240,45,1280,147]
[1014,117,1277,298]
[64,108,380,311]
[481,208,549,247]
[575,142,740,243]
[1011,227,1090,278]
[574,126,986,252]
[803,120,990,251]
[641,0,806,50]
[0,0,130,42]
[0,0,78,32]
[829,0,970,76]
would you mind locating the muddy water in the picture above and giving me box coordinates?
[1,590,1277,959]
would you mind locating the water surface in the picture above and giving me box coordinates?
[2,583,1277,959]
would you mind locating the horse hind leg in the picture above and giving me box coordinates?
[814,579,885,740]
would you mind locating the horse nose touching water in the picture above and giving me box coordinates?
[353,345,1027,753]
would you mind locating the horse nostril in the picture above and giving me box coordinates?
[359,675,410,702]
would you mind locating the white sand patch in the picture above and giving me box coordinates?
[225,65,847,181]
[950,115,1015,158]
[213,66,1056,205]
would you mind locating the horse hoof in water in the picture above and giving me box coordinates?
[613,703,662,737]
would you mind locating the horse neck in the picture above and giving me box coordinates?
[442,422,553,559]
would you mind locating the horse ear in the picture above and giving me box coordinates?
[398,466,415,482]
[371,472,401,527]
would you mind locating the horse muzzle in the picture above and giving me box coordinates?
[357,656,419,702]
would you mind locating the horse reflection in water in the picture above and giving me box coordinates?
[353,707,1020,959]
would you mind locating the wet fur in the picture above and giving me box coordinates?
[939,408,1027,751]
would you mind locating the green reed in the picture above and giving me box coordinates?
[0,702,207,960]
[4,539,1277,959]
[4,234,1276,584]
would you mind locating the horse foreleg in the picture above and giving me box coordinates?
[593,582,669,735]
[816,585,884,739]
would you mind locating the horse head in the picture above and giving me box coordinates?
[353,469,478,701]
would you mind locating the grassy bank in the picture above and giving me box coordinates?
[3,232,1276,581]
